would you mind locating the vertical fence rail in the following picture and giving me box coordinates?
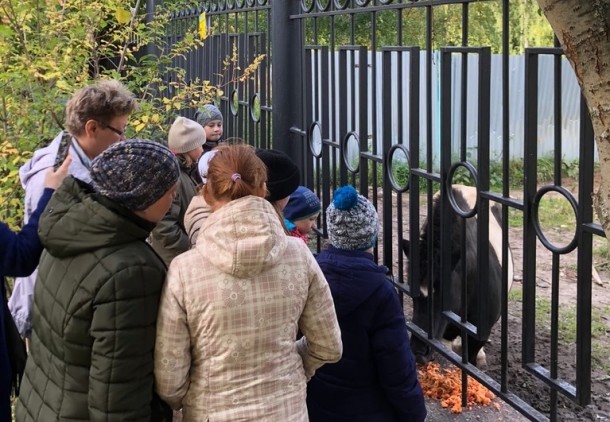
[523,47,598,419]
[162,2,272,147]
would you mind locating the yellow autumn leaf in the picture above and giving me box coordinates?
[198,12,207,40]
[151,114,160,123]
[135,122,145,133]
[56,80,70,91]
[141,115,149,123]
[116,7,131,25]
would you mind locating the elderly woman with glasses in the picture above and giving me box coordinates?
[8,80,138,340]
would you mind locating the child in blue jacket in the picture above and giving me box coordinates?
[307,185,427,422]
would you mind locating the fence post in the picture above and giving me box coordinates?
[271,1,303,166]
[145,0,156,57]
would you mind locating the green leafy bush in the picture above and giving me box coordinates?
[0,0,264,228]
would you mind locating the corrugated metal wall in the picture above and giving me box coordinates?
[319,52,588,167]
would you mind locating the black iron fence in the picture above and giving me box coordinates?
[162,1,602,420]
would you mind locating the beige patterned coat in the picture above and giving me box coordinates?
[154,195,342,422]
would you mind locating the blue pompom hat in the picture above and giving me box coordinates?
[326,185,378,251]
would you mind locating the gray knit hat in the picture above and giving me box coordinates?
[168,116,206,154]
[91,139,180,211]
[327,185,378,251]
[195,104,223,126]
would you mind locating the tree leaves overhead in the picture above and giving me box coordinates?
[305,1,553,53]
[0,0,264,229]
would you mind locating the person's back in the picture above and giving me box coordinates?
[184,147,301,246]
[150,116,206,265]
[307,186,427,422]
[15,140,179,422]
[155,144,342,422]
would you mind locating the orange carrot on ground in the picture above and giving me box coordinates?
[417,362,497,414]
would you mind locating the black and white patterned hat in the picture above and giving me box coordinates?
[91,139,180,211]
[326,185,378,251]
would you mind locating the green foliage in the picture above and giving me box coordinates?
[304,0,554,53]
[371,156,584,230]
[0,0,263,228]
[0,141,29,228]
[380,156,582,193]
[506,287,610,373]
[593,238,610,271]
[535,296,610,372]
[508,287,523,301]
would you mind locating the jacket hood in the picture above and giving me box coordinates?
[316,246,390,316]
[198,195,288,278]
[39,177,154,258]
[20,132,93,188]
[20,135,59,189]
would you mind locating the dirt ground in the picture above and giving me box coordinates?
[482,227,610,421]
[377,186,610,421]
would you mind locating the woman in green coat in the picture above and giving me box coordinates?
[15,140,180,422]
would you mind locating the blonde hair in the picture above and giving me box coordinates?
[177,153,195,168]
[65,80,137,136]
[203,144,267,205]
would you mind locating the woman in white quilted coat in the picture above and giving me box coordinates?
[154,144,343,422]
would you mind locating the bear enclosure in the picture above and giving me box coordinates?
[161,1,608,420]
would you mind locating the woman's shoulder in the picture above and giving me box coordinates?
[282,236,316,262]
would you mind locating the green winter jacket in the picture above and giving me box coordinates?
[149,161,199,266]
[15,177,168,422]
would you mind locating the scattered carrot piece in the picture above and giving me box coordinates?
[417,362,497,414]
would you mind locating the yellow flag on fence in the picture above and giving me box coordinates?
[198,12,208,40]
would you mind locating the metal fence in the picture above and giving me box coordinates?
[162,1,601,420]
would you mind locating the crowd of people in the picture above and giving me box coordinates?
[1,79,427,421]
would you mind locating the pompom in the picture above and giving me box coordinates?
[333,186,359,210]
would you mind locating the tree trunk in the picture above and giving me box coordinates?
[536,0,610,244]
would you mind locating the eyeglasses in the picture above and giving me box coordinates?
[101,122,125,137]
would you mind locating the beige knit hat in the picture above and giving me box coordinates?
[168,117,206,154]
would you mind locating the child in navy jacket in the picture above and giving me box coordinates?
[307,186,426,422]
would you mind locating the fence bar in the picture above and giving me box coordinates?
[271,1,302,159]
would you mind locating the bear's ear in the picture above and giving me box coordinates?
[401,239,410,258]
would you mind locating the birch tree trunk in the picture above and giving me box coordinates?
[536,0,610,242]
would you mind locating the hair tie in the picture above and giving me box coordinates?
[231,173,241,182]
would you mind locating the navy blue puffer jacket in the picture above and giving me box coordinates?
[307,246,426,422]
